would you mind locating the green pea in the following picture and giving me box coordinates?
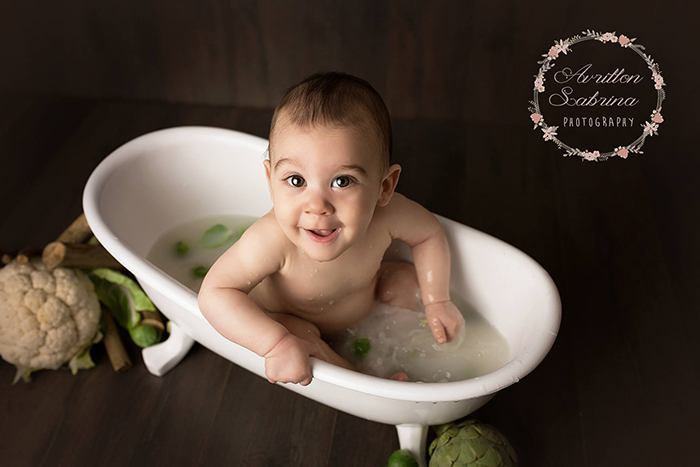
[175,241,189,256]
[352,337,371,358]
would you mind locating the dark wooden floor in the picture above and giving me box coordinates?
[0,93,698,467]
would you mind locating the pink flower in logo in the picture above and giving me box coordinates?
[614,147,629,159]
[534,76,545,92]
[582,150,598,161]
[548,45,561,58]
[653,74,665,90]
[651,111,664,124]
[600,32,618,43]
[618,35,635,47]
[531,113,542,129]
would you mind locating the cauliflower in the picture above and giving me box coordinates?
[0,258,102,383]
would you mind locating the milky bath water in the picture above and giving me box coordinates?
[146,215,258,293]
[147,215,510,383]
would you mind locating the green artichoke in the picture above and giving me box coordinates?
[428,419,518,467]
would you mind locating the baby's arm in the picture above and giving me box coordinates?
[197,215,322,385]
[198,215,289,357]
[385,193,464,342]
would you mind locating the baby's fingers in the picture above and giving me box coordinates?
[445,316,464,340]
[428,316,447,344]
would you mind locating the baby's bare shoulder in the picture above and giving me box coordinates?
[377,192,440,246]
[201,210,289,291]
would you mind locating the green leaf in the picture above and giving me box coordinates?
[352,337,371,358]
[129,325,162,348]
[69,346,96,375]
[12,366,34,384]
[91,276,141,329]
[192,265,209,278]
[90,268,155,312]
[201,224,234,248]
[87,235,101,246]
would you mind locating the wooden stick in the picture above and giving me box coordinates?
[16,246,42,265]
[57,213,93,245]
[101,305,132,372]
[42,242,125,270]
[140,309,165,332]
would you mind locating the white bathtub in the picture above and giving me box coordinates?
[83,126,561,466]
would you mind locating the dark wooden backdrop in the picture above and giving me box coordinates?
[1,1,698,466]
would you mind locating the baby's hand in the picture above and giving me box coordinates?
[263,333,318,386]
[424,300,464,344]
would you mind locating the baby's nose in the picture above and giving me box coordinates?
[304,192,334,215]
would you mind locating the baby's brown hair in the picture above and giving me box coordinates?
[268,71,392,174]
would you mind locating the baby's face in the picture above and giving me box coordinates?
[264,123,386,262]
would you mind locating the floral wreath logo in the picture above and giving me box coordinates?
[528,30,666,162]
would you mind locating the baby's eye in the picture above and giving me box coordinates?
[332,176,354,188]
[285,175,305,188]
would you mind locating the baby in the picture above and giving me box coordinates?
[198,71,464,385]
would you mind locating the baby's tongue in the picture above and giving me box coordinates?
[312,229,334,237]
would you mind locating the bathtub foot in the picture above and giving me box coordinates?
[396,424,429,467]
[142,321,195,377]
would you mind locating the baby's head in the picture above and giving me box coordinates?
[264,72,401,262]
[268,71,392,175]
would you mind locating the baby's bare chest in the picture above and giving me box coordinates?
[250,231,393,331]
[281,241,387,305]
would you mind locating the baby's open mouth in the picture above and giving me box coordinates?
[304,228,340,243]
[308,229,336,237]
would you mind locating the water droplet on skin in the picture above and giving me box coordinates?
[329,300,334,305]
[246,280,251,285]
[427,294,435,303]
[369,245,373,249]
[320,293,323,297]
[321,307,324,311]
[426,270,433,283]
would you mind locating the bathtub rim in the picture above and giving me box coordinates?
[83,125,562,403]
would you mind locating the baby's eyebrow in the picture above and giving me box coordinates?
[338,164,368,177]
[274,157,302,171]
[275,158,368,177]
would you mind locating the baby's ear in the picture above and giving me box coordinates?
[377,164,401,207]
[263,159,273,200]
